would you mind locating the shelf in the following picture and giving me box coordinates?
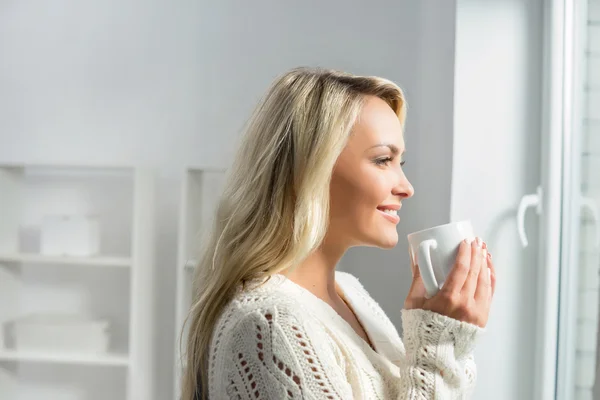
[0,253,132,268]
[0,349,129,366]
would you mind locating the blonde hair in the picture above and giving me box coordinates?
[181,67,407,399]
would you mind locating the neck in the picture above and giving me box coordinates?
[284,236,347,301]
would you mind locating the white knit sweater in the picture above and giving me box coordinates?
[208,272,482,399]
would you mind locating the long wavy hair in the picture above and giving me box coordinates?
[181,67,407,399]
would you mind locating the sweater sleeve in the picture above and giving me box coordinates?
[214,305,356,399]
[399,309,482,399]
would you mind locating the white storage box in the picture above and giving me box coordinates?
[40,215,100,257]
[12,314,110,354]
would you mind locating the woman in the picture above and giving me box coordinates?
[182,67,496,399]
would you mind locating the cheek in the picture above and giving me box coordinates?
[330,169,387,220]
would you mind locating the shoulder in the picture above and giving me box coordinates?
[218,275,315,324]
[212,276,337,353]
[209,278,352,398]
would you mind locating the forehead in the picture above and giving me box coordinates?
[351,96,405,148]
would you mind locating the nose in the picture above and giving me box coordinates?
[392,168,414,199]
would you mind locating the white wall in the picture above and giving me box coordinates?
[0,1,458,398]
[452,1,543,399]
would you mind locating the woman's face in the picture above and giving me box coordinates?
[328,96,414,249]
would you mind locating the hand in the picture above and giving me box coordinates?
[404,238,496,328]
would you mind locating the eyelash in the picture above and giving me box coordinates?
[375,157,406,167]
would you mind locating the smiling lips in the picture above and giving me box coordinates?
[377,205,401,224]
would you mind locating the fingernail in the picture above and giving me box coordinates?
[483,249,488,259]
[476,237,483,248]
[483,242,487,250]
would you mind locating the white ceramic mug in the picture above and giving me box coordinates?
[407,220,475,298]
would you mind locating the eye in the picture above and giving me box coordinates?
[374,157,393,166]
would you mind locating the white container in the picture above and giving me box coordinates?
[40,215,66,256]
[62,215,100,257]
[40,215,100,257]
[13,314,110,354]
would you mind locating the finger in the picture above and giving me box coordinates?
[408,245,418,276]
[408,262,425,293]
[462,238,484,297]
[488,252,497,297]
[405,263,427,308]
[408,272,426,298]
[474,243,491,302]
[440,239,472,293]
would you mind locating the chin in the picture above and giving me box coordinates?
[374,232,399,249]
[378,240,398,249]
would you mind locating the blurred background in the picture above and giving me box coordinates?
[0,0,598,399]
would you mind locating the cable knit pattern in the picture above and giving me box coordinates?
[400,310,479,399]
[208,272,482,399]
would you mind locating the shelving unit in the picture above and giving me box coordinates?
[173,168,226,400]
[0,253,132,268]
[0,349,129,367]
[0,164,156,400]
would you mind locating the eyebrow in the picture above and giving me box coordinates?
[366,144,405,155]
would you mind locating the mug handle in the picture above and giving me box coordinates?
[418,239,439,298]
